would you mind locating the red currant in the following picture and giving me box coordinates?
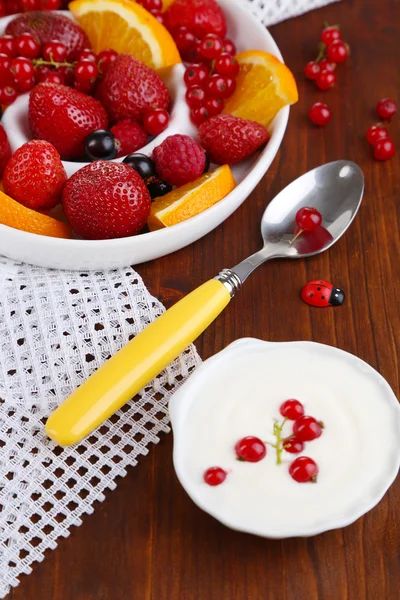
[315,69,336,90]
[293,416,323,442]
[97,49,118,75]
[40,0,61,8]
[0,36,16,58]
[223,76,236,98]
[56,65,74,86]
[15,77,35,92]
[0,1,6,17]
[15,33,41,59]
[42,41,68,63]
[366,124,389,145]
[174,27,196,60]
[295,207,322,232]
[308,102,331,126]
[376,98,397,120]
[203,467,227,486]
[21,0,40,8]
[74,78,95,94]
[318,58,336,72]
[373,138,396,161]
[190,106,209,126]
[304,61,320,80]
[34,64,51,83]
[184,63,209,87]
[74,59,99,84]
[280,399,305,420]
[321,25,341,46]
[0,85,18,105]
[283,437,304,454]
[222,38,236,56]
[150,9,165,25]
[185,85,206,108]
[204,97,224,116]
[235,436,267,463]
[214,52,239,77]
[138,0,162,10]
[199,33,223,60]
[44,71,64,84]
[77,49,97,62]
[326,40,349,64]
[143,108,169,136]
[0,54,13,86]
[289,456,318,483]
[10,57,34,82]
[205,74,227,98]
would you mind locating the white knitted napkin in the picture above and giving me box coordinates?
[243,0,341,26]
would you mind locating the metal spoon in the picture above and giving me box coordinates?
[46,160,364,446]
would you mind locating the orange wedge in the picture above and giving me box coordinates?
[223,50,298,128]
[148,165,236,230]
[0,190,72,239]
[69,0,181,70]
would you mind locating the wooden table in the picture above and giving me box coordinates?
[11,0,400,597]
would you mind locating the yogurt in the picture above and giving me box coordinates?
[170,339,400,538]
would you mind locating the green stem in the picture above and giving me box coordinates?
[273,418,288,466]
[33,58,76,69]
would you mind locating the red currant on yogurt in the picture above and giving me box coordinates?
[293,416,323,442]
[15,33,41,59]
[42,40,68,63]
[199,34,223,60]
[320,25,341,45]
[308,102,331,126]
[184,64,208,87]
[326,40,349,64]
[214,53,239,77]
[190,106,209,126]
[283,437,304,454]
[316,69,336,90]
[289,456,319,483]
[280,399,305,420]
[143,108,169,136]
[98,49,118,74]
[376,98,397,120]
[366,124,389,145]
[203,466,227,486]
[185,85,206,108]
[373,138,396,161]
[304,61,320,80]
[295,207,322,232]
[235,436,267,463]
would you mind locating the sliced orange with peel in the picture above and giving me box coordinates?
[69,0,181,69]
[148,165,236,231]
[0,190,72,239]
[223,50,298,128]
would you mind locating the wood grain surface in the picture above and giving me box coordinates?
[10,0,400,598]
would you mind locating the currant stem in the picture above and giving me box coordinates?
[34,58,76,69]
[289,229,303,245]
[315,43,326,63]
[273,418,288,466]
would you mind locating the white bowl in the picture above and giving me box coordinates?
[0,1,289,270]
[170,338,400,538]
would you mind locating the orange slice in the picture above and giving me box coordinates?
[69,0,181,69]
[0,190,72,239]
[148,165,236,230]
[223,50,298,127]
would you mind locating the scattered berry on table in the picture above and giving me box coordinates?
[152,134,206,187]
[301,280,345,307]
[304,61,320,80]
[0,124,11,178]
[318,58,336,72]
[123,153,157,180]
[376,98,397,120]
[84,129,119,161]
[235,436,267,462]
[293,416,323,442]
[315,69,336,90]
[143,108,169,136]
[366,124,389,145]
[165,0,227,40]
[283,438,304,454]
[280,399,305,421]
[3,139,66,210]
[320,25,341,45]
[295,207,322,233]
[373,138,396,161]
[289,456,319,483]
[110,119,148,157]
[308,102,331,126]
[184,63,209,87]
[146,175,172,199]
[203,467,227,486]
[326,40,349,64]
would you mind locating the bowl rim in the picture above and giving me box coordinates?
[170,338,400,539]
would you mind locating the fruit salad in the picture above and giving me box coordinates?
[0,0,298,240]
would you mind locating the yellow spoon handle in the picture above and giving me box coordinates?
[45,279,231,446]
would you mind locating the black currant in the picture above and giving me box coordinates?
[123,153,156,180]
[84,130,119,161]
[146,176,172,199]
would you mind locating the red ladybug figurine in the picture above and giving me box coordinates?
[301,280,345,307]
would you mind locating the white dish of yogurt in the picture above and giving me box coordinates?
[169,338,400,538]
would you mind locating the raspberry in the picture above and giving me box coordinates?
[110,120,148,157]
[152,134,206,187]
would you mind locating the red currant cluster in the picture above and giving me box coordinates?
[0,32,120,105]
[0,0,61,15]
[135,0,165,25]
[203,399,323,486]
[171,26,238,126]
[366,99,397,161]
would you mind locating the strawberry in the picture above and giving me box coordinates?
[62,161,151,240]
[110,120,148,158]
[96,55,170,124]
[0,123,11,178]
[198,114,270,165]
[165,0,227,39]
[3,140,67,210]
[29,83,108,160]
[6,11,90,61]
